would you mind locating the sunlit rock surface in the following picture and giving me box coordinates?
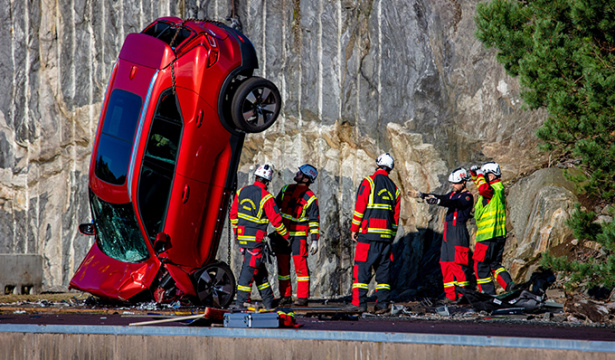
[0,0,568,298]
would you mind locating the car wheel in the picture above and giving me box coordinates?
[194,261,236,308]
[231,77,281,133]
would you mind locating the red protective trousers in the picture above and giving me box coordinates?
[440,220,470,301]
[276,238,310,299]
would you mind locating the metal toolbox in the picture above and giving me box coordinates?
[224,312,280,328]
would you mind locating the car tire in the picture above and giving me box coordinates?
[194,261,236,308]
[230,77,281,133]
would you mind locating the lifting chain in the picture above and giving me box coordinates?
[168,0,243,96]
[227,182,237,267]
[168,17,222,96]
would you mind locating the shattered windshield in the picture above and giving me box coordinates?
[90,190,150,263]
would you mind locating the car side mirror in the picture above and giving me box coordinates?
[79,223,95,236]
[154,232,171,255]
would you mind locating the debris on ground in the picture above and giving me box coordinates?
[1,283,615,328]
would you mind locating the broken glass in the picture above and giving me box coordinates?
[90,190,150,263]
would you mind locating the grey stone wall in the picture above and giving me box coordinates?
[0,0,572,298]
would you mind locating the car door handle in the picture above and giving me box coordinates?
[196,109,203,128]
[182,184,190,203]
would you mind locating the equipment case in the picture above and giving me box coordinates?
[224,312,280,328]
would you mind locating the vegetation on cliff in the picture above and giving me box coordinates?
[475,0,615,290]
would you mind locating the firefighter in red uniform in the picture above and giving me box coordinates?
[412,168,474,303]
[347,153,401,313]
[230,164,289,309]
[274,164,320,307]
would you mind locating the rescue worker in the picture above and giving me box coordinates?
[274,164,320,307]
[230,164,289,309]
[469,162,515,295]
[411,168,473,303]
[347,153,401,313]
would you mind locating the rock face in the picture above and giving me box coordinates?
[0,0,575,297]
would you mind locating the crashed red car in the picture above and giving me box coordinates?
[70,17,281,307]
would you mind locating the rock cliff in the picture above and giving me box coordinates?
[0,0,576,297]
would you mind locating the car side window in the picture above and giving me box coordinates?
[137,90,183,241]
[94,89,142,185]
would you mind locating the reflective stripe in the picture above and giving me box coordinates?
[366,204,393,211]
[278,275,291,281]
[366,177,376,205]
[309,222,319,227]
[309,229,319,235]
[376,284,390,290]
[305,196,317,209]
[353,211,364,218]
[257,282,271,290]
[237,235,257,242]
[352,283,369,290]
[457,281,469,287]
[279,185,289,202]
[443,281,457,288]
[297,276,310,282]
[367,228,395,237]
[494,267,506,277]
[238,213,269,224]
[352,218,362,226]
[274,225,288,236]
[282,213,309,222]
[237,285,251,292]
[289,231,307,237]
[258,194,274,218]
[477,277,493,284]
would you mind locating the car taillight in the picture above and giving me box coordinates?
[207,50,219,67]
[206,34,218,68]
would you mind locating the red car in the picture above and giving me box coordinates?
[70,18,281,308]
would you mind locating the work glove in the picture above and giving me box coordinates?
[408,190,429,199]
[309,241,318,255]
[470,165,483,176]
[426,197,440,205]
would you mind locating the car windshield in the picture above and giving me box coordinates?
[90,190,150,263]
[143,21,193,48]
[95,89,142,185]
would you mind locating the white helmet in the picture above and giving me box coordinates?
[448,167,470,183]
[254,164,274,181]
[481,162,501,177]
[299,164,318,182]
[376,153,394,170]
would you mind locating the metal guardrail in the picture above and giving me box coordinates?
[0,324,613,354]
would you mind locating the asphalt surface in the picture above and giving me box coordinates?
[0,312,614,342]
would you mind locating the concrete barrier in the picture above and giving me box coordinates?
[0,254,43,294]
[0,324,613,359]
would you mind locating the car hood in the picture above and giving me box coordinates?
[70,241,161,301]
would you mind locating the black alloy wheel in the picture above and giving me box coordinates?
[194,261,236,308]
[231,77,281,133]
